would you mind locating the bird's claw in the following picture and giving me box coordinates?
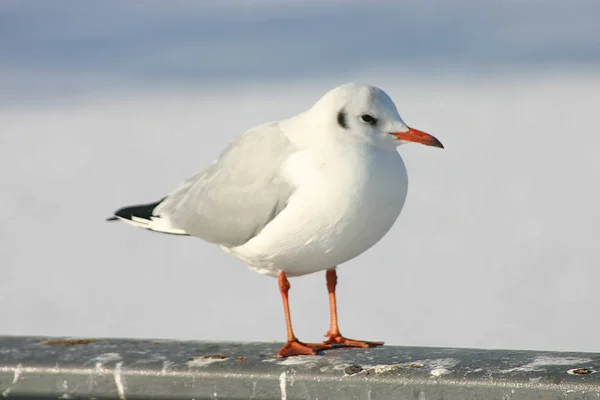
[277,339,333,357]
[324,333,384,348]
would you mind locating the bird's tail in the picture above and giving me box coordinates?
[107,198,188,235]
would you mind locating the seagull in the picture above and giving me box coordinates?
[108,83,443,357]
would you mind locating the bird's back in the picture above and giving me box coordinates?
[156,122,297,247]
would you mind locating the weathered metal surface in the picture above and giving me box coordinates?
[1,336,599,399]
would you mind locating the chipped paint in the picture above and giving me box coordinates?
[91,353,122,363]
[366,364,402,375]
[90,352,122,372]
[277,355,321,367]
[59,379,73,399]
[332,363,351,371]
[502,356,593,373]
[11,363,22,384]
[279,371,287,400]
[568,368,594,375]
[344,365,364,376]
[429,358,459,369]
[161,360,174,374]
[187,355,228,368]
[113,361,126,400]
[1,363,23,397]
[406,358,459,377]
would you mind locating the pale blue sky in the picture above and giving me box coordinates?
[1,1,599,102]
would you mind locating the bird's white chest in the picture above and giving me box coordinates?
[228,143,408,276]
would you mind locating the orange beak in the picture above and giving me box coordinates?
[391,127,444,149]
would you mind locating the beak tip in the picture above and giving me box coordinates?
[391,128,443,149]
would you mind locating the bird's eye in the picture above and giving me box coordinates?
[360,114,377,125]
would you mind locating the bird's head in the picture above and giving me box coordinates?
[311,83,443,150]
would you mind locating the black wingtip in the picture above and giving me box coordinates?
[108,198,166,223]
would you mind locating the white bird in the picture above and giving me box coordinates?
[108,83,443,357]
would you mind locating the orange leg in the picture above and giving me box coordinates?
[323,269,384,348]
[277,272,332,357]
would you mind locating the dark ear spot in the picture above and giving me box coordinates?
[337,109,348,129]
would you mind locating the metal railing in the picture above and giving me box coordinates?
[1,336,599,399]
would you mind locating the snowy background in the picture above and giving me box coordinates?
[2,1,599,353]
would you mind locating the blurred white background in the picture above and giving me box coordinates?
[1,1,599,352]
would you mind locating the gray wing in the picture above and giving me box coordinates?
[155,122,296,247]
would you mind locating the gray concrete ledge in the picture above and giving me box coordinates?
[1,336,599,399]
